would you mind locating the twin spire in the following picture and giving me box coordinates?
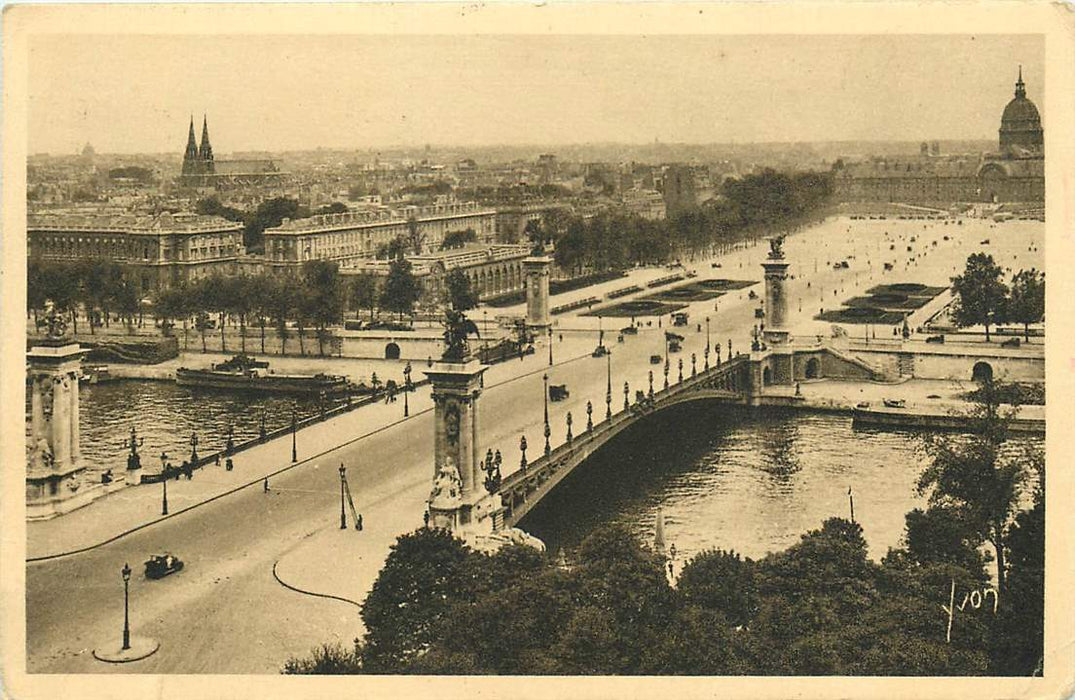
[181,114,215,176]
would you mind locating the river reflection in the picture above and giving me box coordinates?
[25,380,347,476]
[519,403,1043,562]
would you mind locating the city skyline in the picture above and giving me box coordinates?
[30,34,1042,155]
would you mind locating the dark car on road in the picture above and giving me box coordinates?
[145,554,184,579]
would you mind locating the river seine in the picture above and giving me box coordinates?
[519,402,1043,562]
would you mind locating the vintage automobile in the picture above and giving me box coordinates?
[754,307,765,319]
[620,325,639,336]
[549,384,569,402]
[925,334,945,344]
[672,312,690,327]
[649,354,663,365]
[145,553,184,580]
[668,340,682,353]
[882,398,906,409]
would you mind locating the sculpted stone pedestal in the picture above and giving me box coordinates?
[26,339,97,520]
[523,255,553,331]
[424,359,502,537]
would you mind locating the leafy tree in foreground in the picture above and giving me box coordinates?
[917,379,1038,595]
[380,257,420,323]
[1005,268,1044,343]
[951,253,1008,342]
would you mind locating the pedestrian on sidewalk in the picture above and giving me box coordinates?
[263,477,269,493]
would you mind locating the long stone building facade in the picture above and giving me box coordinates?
[27,211,245,290]
[262,201,497,271]
[834,69,1044,205]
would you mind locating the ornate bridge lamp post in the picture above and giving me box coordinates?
[691,353,697,378]
[716,341,722,366]
[482,449,502,494]
[623,381,630,411]
[120,563,132,651]
[291,404,298,463]
[586,401,593,432]
[403,362,413,417]
[648,370,654,399]
[678,357,684,384]
[519,435,528,473]
[664,356,670,391]
[122,426,144,471]
[605,352,612,420]
[548,327,554,366]
[189,431,199,465]
[566,412,573,442]
[705,316,711,369]
[543,374,551,456]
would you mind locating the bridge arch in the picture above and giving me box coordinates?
[385,342,401,360]
[804,357,821,379]
[972,361,994,383]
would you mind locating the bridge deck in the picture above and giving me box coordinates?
[498,355,749,529]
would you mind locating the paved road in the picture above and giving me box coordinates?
[25,215,1042,673]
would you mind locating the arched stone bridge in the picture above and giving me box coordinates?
[494,354,754,530]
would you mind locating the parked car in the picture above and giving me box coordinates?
[650,355,663,365]
[925,335,945,344]
[882,398,906,408]
[620,325,638,335]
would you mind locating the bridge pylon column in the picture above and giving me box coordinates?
[424,359,501,537]
[27,336,95,520]
[523,255,553,331]
[762,236,795,386]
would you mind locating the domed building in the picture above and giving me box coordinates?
[999,66,1044,157]
[833,67,1044,207]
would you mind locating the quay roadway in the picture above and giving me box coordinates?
[24,215,1043,673]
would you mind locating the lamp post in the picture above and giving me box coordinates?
[291,404,297,463]
[543,373,551,456]
[605,352,612,420]
[691,353,697,378]
[339,464,348,529]
[519,435,528,472]
[566,411,573,442]
[624,381,630,410]
[664,356,670,390]
[548,327,553,366]
[121,562,132,651]
[189,431,198,465]
[586,401,593,432]
[122,426,144,471]
[159,452,169,515]
[403,361,412,417]
[648,370,654,398]
[678,357,683,384]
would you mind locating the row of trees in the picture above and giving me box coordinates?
[522,169,834,274]
[951,254,1044,341]
[27,258,143,335]
[284,385,1043,676]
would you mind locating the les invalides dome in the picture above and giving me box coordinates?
[999,66,1044,156]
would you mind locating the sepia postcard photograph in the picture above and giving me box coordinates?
[1,3,1073,699]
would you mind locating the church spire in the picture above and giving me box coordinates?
[198,114,214,163]
[182,115,199,174]
[1015,65,1026,99]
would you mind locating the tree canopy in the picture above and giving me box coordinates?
[951,253,1008,342]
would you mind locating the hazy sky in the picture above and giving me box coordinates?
[29,34,1043,154]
